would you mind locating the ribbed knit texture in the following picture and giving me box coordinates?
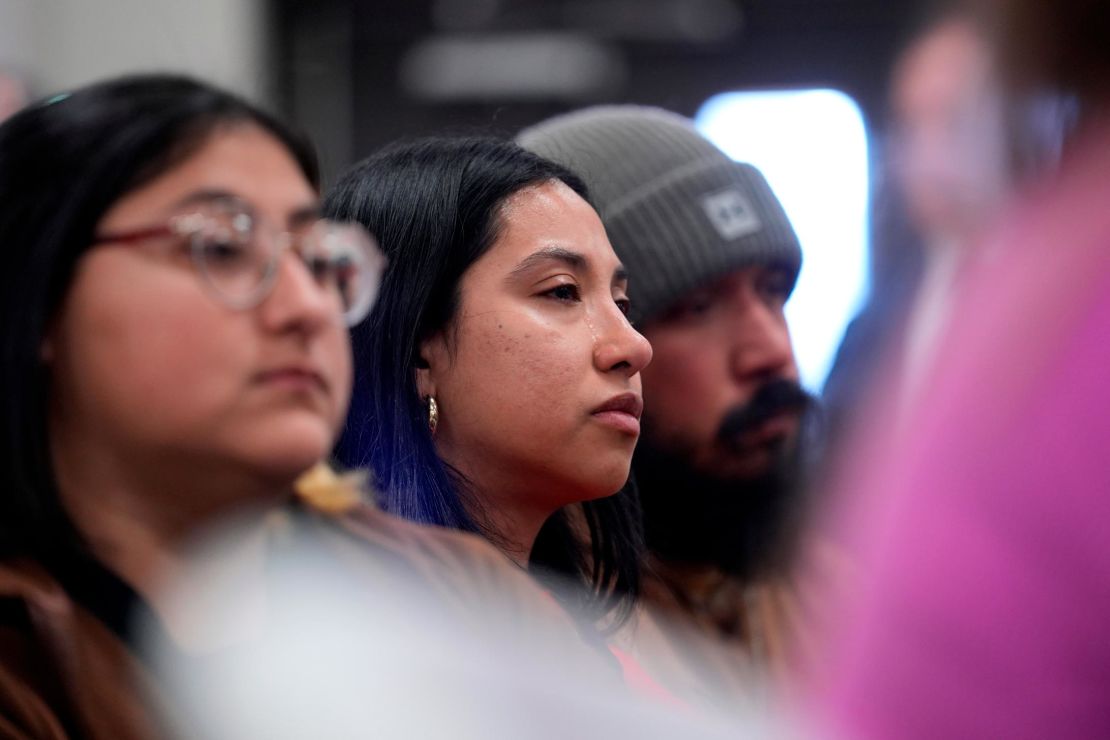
[518,105,802,324]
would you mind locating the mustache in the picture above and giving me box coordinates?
[716,378,813,445]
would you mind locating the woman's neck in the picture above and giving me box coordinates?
[474,501,546,568]
[471,486,552,568]
[51,435,288,650]
[437,447,557,568]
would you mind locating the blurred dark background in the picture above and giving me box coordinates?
[272,0,930,180]
[0,0,935,390]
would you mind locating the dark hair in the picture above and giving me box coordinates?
[324,136,643,625]
[0,74,319,560]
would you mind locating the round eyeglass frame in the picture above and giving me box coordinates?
[91,207,386,327]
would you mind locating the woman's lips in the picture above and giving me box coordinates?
[591,392,643,436]
[255,367,329,395]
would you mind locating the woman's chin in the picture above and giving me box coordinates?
[237,429,336,485]
[570,465,633,504]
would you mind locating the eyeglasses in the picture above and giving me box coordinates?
[92,199,385,327]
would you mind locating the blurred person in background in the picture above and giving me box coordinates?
[325,137,655,672]
[808,0,1110,737]
[0,74,603,738]
[520,107,816,707]
[822,5,1059,442]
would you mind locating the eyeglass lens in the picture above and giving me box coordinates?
[182,207,382,325]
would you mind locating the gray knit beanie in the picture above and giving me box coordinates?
[518,105,801,325]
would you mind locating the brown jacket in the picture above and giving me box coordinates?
[0,498,593,739]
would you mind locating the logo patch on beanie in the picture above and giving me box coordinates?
[701,189,762,240]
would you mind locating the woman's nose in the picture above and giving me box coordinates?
[594,305,653,377]
[257,251,338,335]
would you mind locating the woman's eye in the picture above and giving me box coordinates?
[543,283,581,302]
[304,255,333,281]
[615,297,632,316]
[198,237,251,269]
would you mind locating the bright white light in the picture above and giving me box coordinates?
[696,90,870,391]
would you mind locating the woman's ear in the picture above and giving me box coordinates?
[415,331,449,400]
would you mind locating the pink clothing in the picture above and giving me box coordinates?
[812,118,1110,739]
[608,645,690,710]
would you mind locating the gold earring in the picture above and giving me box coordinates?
[427,396,439,436]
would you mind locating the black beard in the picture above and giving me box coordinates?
[633,381,816,581]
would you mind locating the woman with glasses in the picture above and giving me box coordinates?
[325,138,654,642]
[0,75,602,738]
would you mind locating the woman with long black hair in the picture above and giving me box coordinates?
[326,137,653,632]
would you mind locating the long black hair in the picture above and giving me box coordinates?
[0,73,319,561]
[324,137,643,626]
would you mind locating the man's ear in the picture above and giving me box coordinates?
[415,331,449,400]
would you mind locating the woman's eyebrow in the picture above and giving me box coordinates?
[170,189,249,212]
[508,246,588,280]
[288,204,323,228]
[167,191,321,227]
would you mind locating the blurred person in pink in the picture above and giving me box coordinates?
[808,1,1110,737]
[822,6,1064,442]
